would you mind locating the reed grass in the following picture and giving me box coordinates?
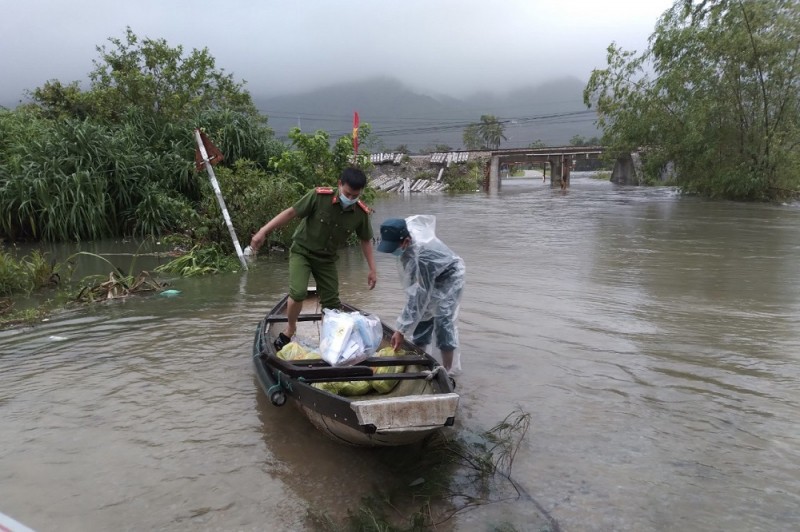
[0,106,280,243]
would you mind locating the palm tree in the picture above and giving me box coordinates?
[477,115,507,149]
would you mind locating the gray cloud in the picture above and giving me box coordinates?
[1,0,674,106]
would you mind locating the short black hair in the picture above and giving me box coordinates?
[339,167,367,190]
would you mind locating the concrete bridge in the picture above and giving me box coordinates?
[485,145,605,192]
[371,146,651,193]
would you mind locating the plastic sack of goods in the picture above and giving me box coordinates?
[319,309,382,366]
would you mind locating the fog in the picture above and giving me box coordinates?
[0,0,675,107]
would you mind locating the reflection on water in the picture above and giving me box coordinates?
[2,174,800,531]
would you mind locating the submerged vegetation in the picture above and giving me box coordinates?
[0,247,63,328]
[0,247,175,329]
[311,409,559,532]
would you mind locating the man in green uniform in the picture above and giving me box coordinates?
[249,167,377,350]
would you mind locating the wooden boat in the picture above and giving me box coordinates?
[0,510,34,532]
[252,290,459,447]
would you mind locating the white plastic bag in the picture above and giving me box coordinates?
[353,313,383,356]
[319,309,376,366]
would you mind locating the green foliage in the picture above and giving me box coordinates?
[462,123,483,150]
[442,161,483,192]
[87,27,256,123]
[0,304,52,330]
[196,108,283,169]
[0,113,194,241]
[462,115,507,150]
[27,80,95,120]
[0,248,59,296]
[265,126,377,224]
[155,244,239,276]
[585,0,800,200]
[414,169,438,181]
[4,28,391,252]
[478,115,507,150]
[269,127,373,190]
[199,159,304,250]
[131,185,198,238]
[528,139,546,148]
[569,134,601,146]
[1,28,282,244]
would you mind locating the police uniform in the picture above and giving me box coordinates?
[288,187,373,309]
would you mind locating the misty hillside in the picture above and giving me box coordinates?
[252,76,599,152]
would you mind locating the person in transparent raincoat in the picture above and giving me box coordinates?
[376,215,465,373]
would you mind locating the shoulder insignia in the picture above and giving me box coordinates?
[315,187,334,194]
[357,200,371,214]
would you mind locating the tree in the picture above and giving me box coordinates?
[87,27,256,122]
[585,0,800,199]
[462,115,507,150]
[528,139,546,148]
[28,80,95,120]
[268,125,373,191]
[477,115,507,150]
[462,124,483,150]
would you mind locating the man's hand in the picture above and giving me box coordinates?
[250,230,266,252]
[391,331,404,350]
[367,270,377,290]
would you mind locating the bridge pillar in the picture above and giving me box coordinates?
[488,156,501,194]
[549,155,572,189]
[611,153,642,185]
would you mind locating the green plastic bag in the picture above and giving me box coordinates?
[371,347,406,394]
[314,380,371,396]
[277,341,320,361]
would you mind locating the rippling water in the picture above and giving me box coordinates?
[2,174,799,531]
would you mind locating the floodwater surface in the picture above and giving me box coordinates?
[2,174,799,531]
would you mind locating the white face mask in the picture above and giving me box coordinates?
[392,247,404,257]
[339,192,357,207]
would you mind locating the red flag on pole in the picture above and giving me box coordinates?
[194,130,224,172]
[352,111,360,156]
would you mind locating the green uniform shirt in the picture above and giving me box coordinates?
[290,188,373,260]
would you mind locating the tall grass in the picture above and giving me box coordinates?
[0,248,59,296]
[0,106,283,243]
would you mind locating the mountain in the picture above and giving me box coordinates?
[252,76,599,152]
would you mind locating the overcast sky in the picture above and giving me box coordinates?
[1,0,675,106]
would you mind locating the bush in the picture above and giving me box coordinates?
[198,159,304,250]
[443,161,483,192]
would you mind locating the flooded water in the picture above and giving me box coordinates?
[2,173,799,531]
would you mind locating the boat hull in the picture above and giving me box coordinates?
[252,293,458,447]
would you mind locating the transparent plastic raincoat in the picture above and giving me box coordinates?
[395,215,465,370]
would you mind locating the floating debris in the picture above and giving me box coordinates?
[159,289,182,297]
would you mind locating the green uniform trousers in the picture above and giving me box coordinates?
[288,251,340,309]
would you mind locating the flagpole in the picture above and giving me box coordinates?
[193,128,248,271]
[352,111,359,164]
